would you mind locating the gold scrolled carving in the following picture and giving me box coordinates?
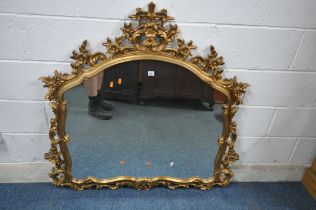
[40,2,249,190]
[43,100,67,186]
[170,39,196,59]
[70,40,107,74]
[39,71,71,101]
[191,46,224,78]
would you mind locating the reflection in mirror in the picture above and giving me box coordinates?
[65,60,226,179]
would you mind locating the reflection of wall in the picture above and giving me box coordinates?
[0,0,316,182]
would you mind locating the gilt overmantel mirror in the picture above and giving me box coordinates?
[40,2,249,190]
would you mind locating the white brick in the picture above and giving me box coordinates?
[236,137,297,163]
[290,138,316,164]
[235,107,274,137]
[225,70,316,107]
[0,162,51,183]
[0,61,69,101]
[0,15,122,61]
[0,132,16,162]
[232,163,308,182]
[0,101,48,133]
[44,101,54,127]
[268,108,316,137]
[292,32,316,71]
[1,133,49,162]
[264,0,316,28]
[172,0,266,25]
[179,25,302,69]
[0,0,267,25]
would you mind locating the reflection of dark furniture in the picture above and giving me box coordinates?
[101,61,139,103]
[138,61,214,107]
[101,60,215,109]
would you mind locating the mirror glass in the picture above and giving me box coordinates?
[65,60,226,179]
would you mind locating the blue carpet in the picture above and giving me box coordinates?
[0,182,315,210]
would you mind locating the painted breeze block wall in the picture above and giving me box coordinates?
[0,0,316,182]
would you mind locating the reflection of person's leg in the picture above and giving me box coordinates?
[84,72,112,120]
[96,72,113,111]
[84,75,98,97]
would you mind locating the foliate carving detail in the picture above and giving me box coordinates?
[127,2,176,52]
[63,177,214,190]
[167,39,197,59]
[70,40,107,73]
[221,76,250,106]
[104,3,179,54]
[191,46,224,78]
[102,36,133,56]
[217,78,248,185]
[39,70,71,101]
[43,100,67,186]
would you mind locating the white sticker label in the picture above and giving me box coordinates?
[147,71,155,76]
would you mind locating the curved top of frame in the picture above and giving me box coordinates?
[59,52,229,100]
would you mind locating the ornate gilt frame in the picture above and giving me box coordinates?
[40,2,248,190]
